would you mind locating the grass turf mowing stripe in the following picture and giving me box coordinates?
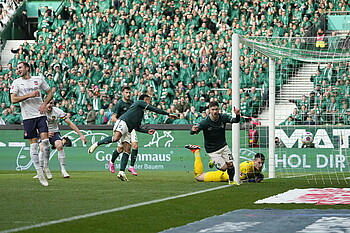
[1,185,230,233]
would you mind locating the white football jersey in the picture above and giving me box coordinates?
[10,76,50,120]
[46,107,67,132]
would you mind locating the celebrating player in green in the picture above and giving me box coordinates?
[88,94,177,181]
[109,86,139,176]
[190,101,241,185]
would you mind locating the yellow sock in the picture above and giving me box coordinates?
[194,150,203,177]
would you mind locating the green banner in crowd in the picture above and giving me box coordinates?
[0,129,348,172]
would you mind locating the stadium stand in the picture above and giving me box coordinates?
[1,0,350,126]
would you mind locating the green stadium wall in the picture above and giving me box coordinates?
[0,125,348,173]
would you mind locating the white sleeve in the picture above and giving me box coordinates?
[41,78,50,92]
[55,107,67,119]
[10,80,18,94]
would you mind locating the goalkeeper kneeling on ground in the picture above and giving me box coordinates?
[185,145,265,183]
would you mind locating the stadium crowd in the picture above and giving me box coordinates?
[1,0,350,125]
[281,61,350,126]
[0,0,19,33]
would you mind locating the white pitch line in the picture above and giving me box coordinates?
[1,185,230,233]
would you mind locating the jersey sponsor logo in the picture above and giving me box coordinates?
[23,87,39,93]
[34,81,38,85]
[11,85,14,89]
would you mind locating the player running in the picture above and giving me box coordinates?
[189,101,241,185]
[88,94,177,181]
[109,87,139,176]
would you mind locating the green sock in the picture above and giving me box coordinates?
[111,149,120,163]
[97,136,113,146]
[130,148,138,166]
[120,152,130,172]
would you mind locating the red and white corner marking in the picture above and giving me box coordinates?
[255,188,350,205]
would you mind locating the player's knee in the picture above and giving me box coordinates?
[218,164,228,171]
[112,135,118,142]
[132,145,138,150]
[42,138,49,147]
[195,174,205,182]
[56,141,64,150]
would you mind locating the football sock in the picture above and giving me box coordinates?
[38,151,44,167]
[119,152,130,172]
[130,148,138,166]
[227,166,235,182]
[30,143,41,170]
[58,150,66,170]
[193,150,203,177]
[41,139,50,169]
[194,150,201,158]
[97,136,113,146]
[111,149,120,163]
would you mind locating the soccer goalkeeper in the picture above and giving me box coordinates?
[185,145,265,183]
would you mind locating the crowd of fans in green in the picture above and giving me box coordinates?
[0,0,349,125]
[281,61,350,126]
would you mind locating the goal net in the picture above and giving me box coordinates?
[238,34,350,184]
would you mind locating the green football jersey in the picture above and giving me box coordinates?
[119,100,169,133]
[190,114,240,153]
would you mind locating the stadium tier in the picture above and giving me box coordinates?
[0,0,350,125]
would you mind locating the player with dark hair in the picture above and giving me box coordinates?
[189,101,241,185]
[185,145,265,183]
[109,86,139,176]
[10,62,53,186]
[88,94,178,181]
[239,153,265,182]
[34,100,87,179]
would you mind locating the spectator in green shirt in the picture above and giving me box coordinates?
[173,113,189,124]
[72,109,86,125]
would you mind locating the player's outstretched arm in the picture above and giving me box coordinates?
[168,114,178,119]
[64,117,87,144]
[145,103,178,119]
[228,107,241,123]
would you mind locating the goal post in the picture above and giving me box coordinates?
[231,33,241,183]
[235,33,350,183]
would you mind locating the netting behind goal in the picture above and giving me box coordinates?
[238,34,350,184]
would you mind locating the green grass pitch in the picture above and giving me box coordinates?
[0,171,349,233]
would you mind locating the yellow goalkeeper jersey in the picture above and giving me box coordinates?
[240,160,262,180]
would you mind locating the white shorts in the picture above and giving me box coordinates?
[113,120,130,145]
[117,129,138,147]
[207,145,233,169]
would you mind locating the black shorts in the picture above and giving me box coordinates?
[49,132,62,146]
[23,116,48,139]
